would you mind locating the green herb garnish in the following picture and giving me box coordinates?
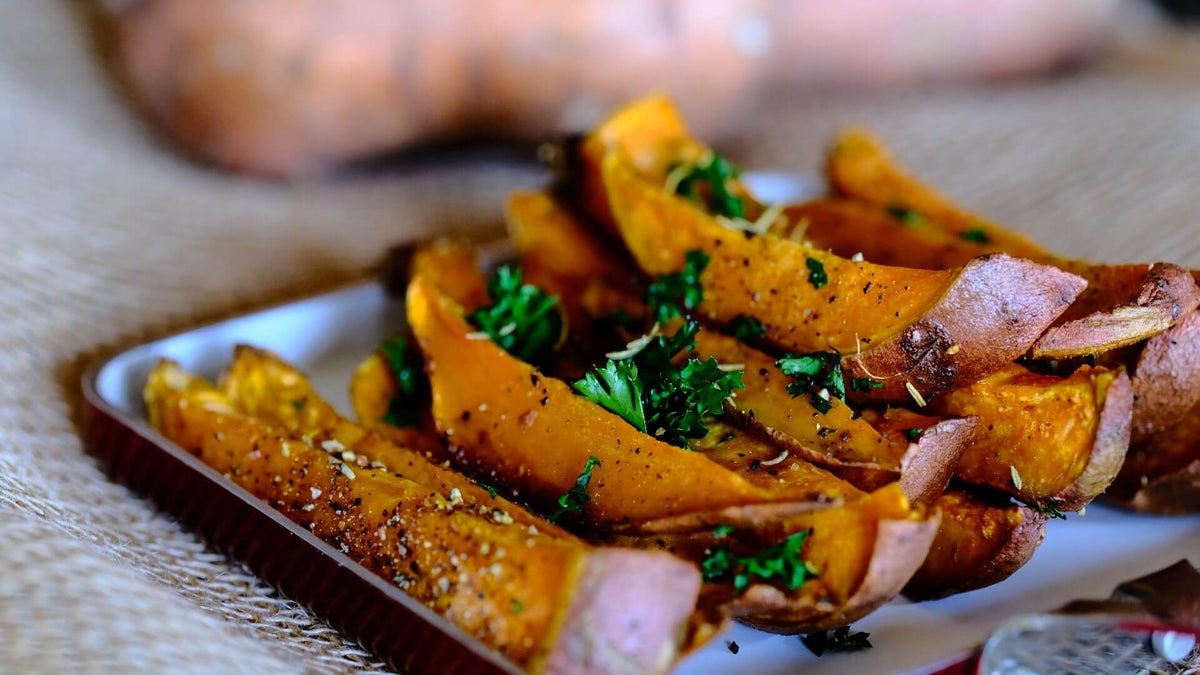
[730,314,766,341]
[806,257,828,289]
[670,153,745,219]
[777,352,844,414]
[713,524,734,539]
[573,320,744,449]
[549,457,600,522]
[901,428,924,442]
[961,228,991,244]
[1034,501,1068,520]
[474,481,499,499]
[885,205,925,226]
[511,600,524,615]
[801,626,873,656]
[701,529,817,593]
[291,397,308,410]
[380,336,429,428]
[467,266,564,364]
[572,360,647,432]
[646,250,710,322]
[850,378,883,392]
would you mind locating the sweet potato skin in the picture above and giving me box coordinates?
[602,151,1085,402]
[903,491,1047,600]
[1130,310,1200,442]
[407,275,827,529]
[929,364,1132,510]
[1111,393,1200,514]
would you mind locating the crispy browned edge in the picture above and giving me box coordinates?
[1132,310,1200,442]
[1113,461,1200,515]
[902,495,1048,601]
[729,409,976,505]
[543,548,702,675]
[1058,368,1135,510]
[837,252,1085,401]
[727,513,941,633]
[1031,263,1200,359]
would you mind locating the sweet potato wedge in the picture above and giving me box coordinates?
[221,344,548,528]
[691,329,973,503]
[348,348,449,461]
[609,481,938,633]
[903,490,1047,601]
[145,360,701,674]
[823,130,1200,359]
[928,363,1132,510]
[1129,310,1200,442]
[602,151,1085,402]
[825,127,1047,259]
[407,275,831,530]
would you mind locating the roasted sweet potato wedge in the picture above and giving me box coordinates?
[691,329,973,503]
[1110,393,1200,514]
[1129,310,1200,442]
[602,151,1085,402]
[823,129,1200,360]
[348,348,449,461]
[146,360,701,674]
[609,481,938,633]
[824,127,1048,260]
[903,490,1047,601]
[408,275,832,530]
[928,363,1132,510]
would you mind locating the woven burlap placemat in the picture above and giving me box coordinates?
[3,3,1199,673]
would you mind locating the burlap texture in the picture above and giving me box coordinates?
[2,3,1198,672]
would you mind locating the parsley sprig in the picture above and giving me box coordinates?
[467,266,564,364]
[730,314,766,341]
[572,320,744,449]
[379,336,429,428]
[800,626,873,656]
[702,528,817,593]
[776,352,845,414]
[669,153,745,219]
[646,250,710,322]
[549,457,600,522]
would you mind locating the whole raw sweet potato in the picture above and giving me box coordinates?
[146,360,701,674]
[602,151,1085,402]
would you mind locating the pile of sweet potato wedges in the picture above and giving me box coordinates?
[144,96,1200,674]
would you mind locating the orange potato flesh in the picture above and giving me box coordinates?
[602,151,1084,402]
[407,275,825,530]
[609,482,937,633]
[929,363,1132,510]
[220,345,550,529]
[903,491,1047,601]
[348,350,450,462]
[145,361,702,672]
[825,127,1048,260]
[410,238,491,312]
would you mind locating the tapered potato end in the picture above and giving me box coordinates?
[903,491,1047,601]
[1115,461,1200,515]
[1131,310,1200,442]
[895,417,977,504]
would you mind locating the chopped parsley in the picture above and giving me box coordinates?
[901,428,924,442]
[474,481,499,499]
[806,257,828,290]
[730,314,766,341]
[467,266,564,364]
[961,228,991,244]
[713,524,734,538]
[701,528,816,593]
[572,360,646,432]
[573,320,744,449]
[850,377,883,392]
[379,336,429,428]
[290,397,308,410]
[885,205,925,226]
[511,600,524,615]
[776,352,844,414]
[669,153,745,219]
[549,457,600,522]
[800,626,873,656]
[1034,501,1068,520]
[646,250,710,322]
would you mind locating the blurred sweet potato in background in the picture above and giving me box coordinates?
[104,0,1121,177]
